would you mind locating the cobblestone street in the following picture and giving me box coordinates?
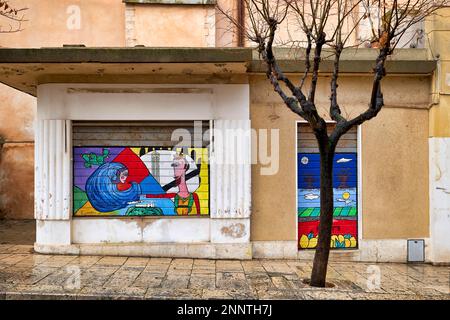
[0,243,448,300]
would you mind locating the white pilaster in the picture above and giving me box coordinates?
[210,119,251,244]
[35,119,72,220]
[210,119,251,219]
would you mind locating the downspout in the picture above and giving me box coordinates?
[237,0,245,47]
[432,54,441,106]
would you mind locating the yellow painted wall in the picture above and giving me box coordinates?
[250,101,298,241]
[249,75,431,241]
[427,8,450,138]
[361,108,429,238]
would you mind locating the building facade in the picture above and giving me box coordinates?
[0,1,448,264]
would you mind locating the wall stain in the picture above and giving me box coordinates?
[221,223,246,238]
[0,144,34,219]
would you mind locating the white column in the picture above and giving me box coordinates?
[35,119,72,220]
[210,119,251,243]
[429,137,450,264]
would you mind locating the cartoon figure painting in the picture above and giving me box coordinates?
[144,153,201,215]
[172,154,200,214]
[73,147,209,217]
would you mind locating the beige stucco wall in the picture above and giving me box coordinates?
[128,4,215,47]
[249,74,431,241]
[361,108,429,239]
[215,0,238,47]
[0,85,35,219]
[0,0,125,48]
[250,101,298,241]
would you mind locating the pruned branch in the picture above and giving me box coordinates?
[329,0,448,142]
[329,43,346,124]
[299,31,312,90]
[330,45,388,142]
[0,1,28,33]
[218,0,449,143]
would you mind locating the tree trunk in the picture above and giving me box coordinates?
[310,148,335,287]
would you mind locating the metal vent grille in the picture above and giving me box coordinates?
[407,239,425,263]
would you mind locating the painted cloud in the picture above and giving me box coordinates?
[337,157,352,163]
[304,193,319,200]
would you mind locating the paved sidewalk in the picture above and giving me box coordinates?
[0,244,449,300]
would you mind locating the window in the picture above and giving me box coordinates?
[358,3,425,48]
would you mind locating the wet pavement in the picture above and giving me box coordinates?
[0,220,449,300]
[0,243,448,300]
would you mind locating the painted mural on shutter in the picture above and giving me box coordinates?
[72,121,209,217]
[297,124,358,250]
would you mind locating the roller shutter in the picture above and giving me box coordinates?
[72,121,210,217]
[297,123,358,250]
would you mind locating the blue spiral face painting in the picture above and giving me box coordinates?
[85,162,141,212]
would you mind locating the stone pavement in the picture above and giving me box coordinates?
[0,243,449,300]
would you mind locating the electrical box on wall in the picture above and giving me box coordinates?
[407,239,425,263]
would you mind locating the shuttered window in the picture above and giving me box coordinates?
[297,123,358,250]
[72,121,210,217]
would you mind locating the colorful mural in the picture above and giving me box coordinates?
[298,153,358,249]
[73,147,209,216]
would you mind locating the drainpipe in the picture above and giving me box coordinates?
[433,54,441,105]
[237,0,245,47]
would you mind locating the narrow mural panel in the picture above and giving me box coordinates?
[298,153,358,249]
[73,146,209,216]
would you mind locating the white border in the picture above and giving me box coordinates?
[294,120,299,243]
[357,125,363,244]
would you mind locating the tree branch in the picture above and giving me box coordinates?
[330,46,389,143]
[299,31,312,90]
[0,1,28,33]
[329,43,346,124]
[307,31,326,103]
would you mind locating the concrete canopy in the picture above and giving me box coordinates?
[0,47,436,96]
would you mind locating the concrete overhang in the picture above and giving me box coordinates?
[253,47,437,75]
[0,47,436,97]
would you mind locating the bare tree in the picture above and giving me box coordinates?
[218,0,448,287]
[0,0,27,33]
